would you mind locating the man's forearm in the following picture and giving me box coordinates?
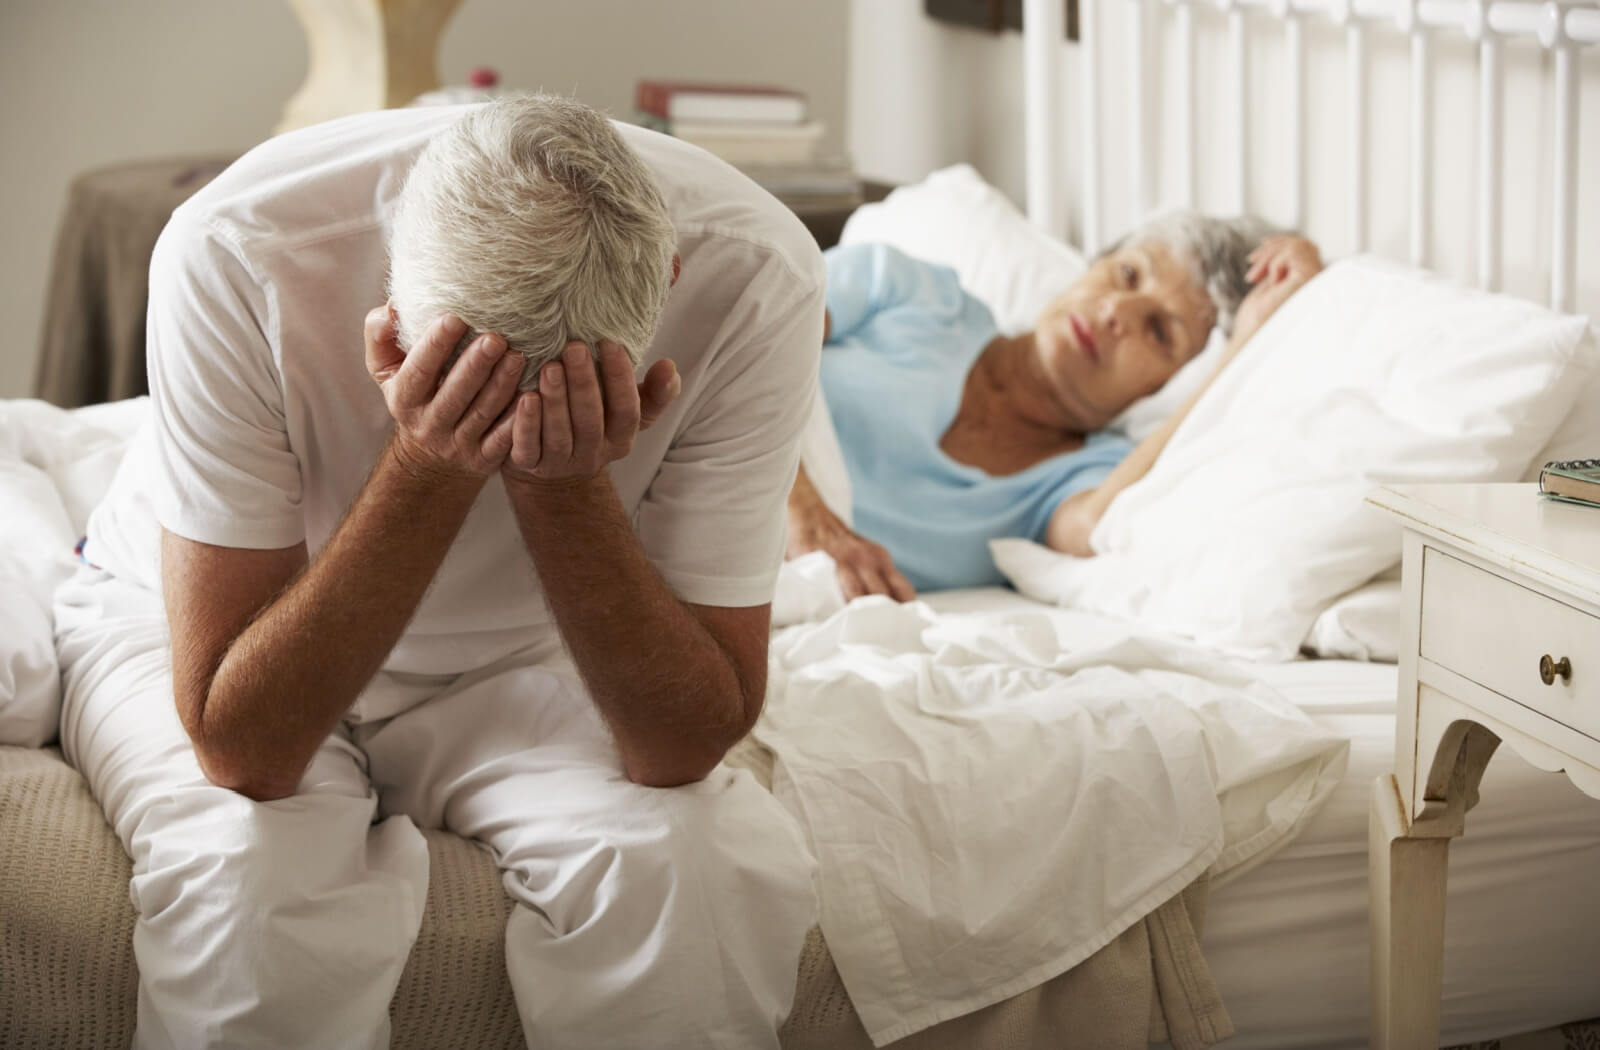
[505,474,753,786]
[198,441,482,797]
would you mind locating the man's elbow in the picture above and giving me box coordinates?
[625,759,719,789]
[182,702,301,802]
[622,734,737,788]
[621,705,759,789]
[192,744,301,802]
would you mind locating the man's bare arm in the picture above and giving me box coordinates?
[164,310,522,801]
[506,472,767,787]
[502,339,759,788]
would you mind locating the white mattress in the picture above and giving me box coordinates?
[922,589,1600,1049]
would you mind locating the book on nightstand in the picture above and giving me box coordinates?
[636,114,826,167]
[1538,459,1600,508]
[635,80,807,124]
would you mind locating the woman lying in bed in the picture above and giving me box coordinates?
[787,212,1322,600]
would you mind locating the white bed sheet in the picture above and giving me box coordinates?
[923,588,1600,1049]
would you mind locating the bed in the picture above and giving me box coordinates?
[5,473,1600,1049]
[5,0,1600,1045]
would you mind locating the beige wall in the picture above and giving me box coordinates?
[0,0,848,399]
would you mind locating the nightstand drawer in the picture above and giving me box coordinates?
[1419,548,1600,736]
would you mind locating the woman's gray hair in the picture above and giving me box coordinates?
[388,94,677,388]
[1100,211,1282,336]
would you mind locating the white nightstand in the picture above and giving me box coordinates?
[1367,482,1600,1050]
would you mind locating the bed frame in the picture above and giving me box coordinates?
[1019,0,1597,311]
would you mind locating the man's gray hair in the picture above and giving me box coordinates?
[1100,211,1282,336]
[388,94,677,388]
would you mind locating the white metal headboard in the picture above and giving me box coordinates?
[1021,0,1598,312]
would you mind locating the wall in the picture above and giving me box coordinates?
[0,0,848,399]
[849,0,1600,318]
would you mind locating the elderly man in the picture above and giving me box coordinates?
[55,95,823,1049]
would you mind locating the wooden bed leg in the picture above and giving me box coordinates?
[1369,773,1450,1050]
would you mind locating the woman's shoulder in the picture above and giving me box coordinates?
[824,241,965,290]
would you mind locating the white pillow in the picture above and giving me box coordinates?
[1302,572,1402,662]
[840,164,1086,335]
[1524,353,1600,480]
[993,256,1597,661]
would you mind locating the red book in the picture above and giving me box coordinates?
[634,80,807,124]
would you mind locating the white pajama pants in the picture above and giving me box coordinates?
[54,566,819,1050]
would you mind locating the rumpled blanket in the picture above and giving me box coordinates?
[754,594,1349,1045]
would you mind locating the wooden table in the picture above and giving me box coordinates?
[34,157,232,407]
[1367,483,1600,1049]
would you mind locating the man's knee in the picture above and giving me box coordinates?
[507,768,816,943]
[501,772,817,1048]
[128,786,426,1050]
[131,786,375,916]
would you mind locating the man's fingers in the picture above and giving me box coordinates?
[562,342,606,454]
[598,341,642,445]
[364,303,404,383]
[394,313,469,407]
[538,360,574,465]
[638,359,680,430]
[429,332,507,430]
[458,350,522,443]
[837,566,868,602]
[510,393,542,471]
[480,396,518,463]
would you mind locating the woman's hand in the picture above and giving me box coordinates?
[1045,487,1102,558]
[503,339,680,486]
[1233,235,1323,345]
[787,485,915,603]
[365,305,522,482]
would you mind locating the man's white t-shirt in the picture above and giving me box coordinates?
[92,105,823,690]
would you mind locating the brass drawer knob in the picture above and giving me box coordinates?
[1539,654,1572,686]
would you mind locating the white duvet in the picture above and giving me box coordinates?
[756,586,1348,1045]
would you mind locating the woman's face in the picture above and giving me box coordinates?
[1032,241,1217,430]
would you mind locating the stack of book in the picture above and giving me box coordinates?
[634,79,862,213]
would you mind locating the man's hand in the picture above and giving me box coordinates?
[504,339,680,485]
[1233,235,1324,344]
[365,304,522,481]
[787,497,915,602]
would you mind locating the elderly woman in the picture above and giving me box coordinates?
[787,212,1323,600]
